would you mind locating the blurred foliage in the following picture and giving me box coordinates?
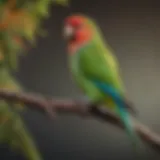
[0,0,69,70]
[0,0,69,160]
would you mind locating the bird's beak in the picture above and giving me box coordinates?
[63,25,74,40]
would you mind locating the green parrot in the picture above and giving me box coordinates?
[63,14,141,148]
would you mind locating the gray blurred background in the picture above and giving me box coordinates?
[1,0,160,159]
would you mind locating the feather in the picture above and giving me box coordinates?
[92,80,141,148]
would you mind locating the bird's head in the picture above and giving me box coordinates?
[63,14,95,53]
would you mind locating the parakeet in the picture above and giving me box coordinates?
[63,14,141,148]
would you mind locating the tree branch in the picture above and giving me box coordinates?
[0,88,160,152]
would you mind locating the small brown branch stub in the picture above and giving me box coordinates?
[0,88,160,152]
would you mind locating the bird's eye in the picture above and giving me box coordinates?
[74,24,82,29]
[73,23,83,30]
[70,19,83,29]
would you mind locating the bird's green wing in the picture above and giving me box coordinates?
[79,39,125,96]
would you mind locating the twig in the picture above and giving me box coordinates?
[0,88,160,152]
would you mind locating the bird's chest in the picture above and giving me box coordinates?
[69,52,80,75]
[69,46,88,74]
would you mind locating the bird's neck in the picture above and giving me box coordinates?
[68,39,92,55]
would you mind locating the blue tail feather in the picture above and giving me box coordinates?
[93,80,141,148]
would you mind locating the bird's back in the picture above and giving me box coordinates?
[81,36,125,95]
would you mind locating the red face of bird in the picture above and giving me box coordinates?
[63,15,93,53]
